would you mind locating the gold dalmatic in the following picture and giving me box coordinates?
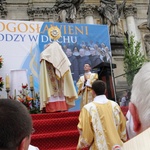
[48,26,61,41]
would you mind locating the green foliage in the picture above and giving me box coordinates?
[10,84,40,114]
[0,56,2,68]
[124,35,147,86]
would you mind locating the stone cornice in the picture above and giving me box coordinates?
[27,7,56,19]
[111,49,124,56]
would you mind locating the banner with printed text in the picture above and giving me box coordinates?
[0,20,111,109]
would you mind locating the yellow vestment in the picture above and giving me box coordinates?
[40,41,78,112]
[77,72,98,109]
[77,97,127,150]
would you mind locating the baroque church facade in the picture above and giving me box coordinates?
[0,0,149,97]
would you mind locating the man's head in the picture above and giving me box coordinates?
[129,62,150,134]
[122,91,128,97]
[90,48,96,56]
[66,48,72,57]
[84,64,91,72]
[0,99,33,150]
[79,49,85,57]
[73,46,79,52]
[92,80,106,96]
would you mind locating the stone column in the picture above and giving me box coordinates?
[124,5,138,40]
[78,8,85,24]
[82,5,95,24]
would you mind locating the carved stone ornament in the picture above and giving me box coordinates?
[144,34,150,56]
[51,0,84,23]
[124,4,137,18]
[81,4,96,17]
[0,0,7,18]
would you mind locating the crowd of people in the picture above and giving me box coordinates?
[1,61,150,150]
[77,62,150,149]
[63,41,111,81]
